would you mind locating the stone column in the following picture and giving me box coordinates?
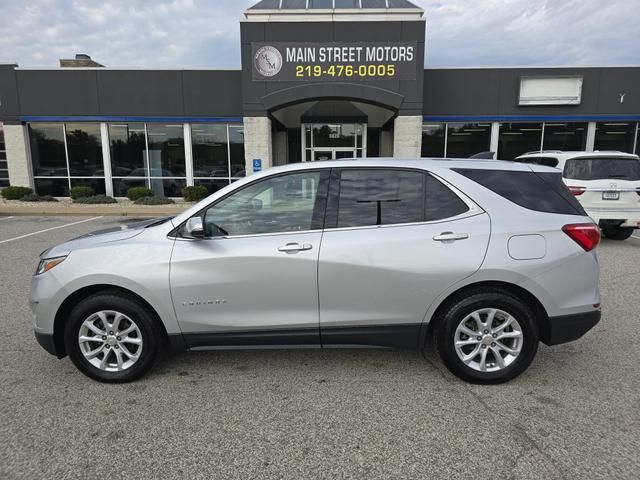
[4,124,33,188]
[393,115,423,158]
[243,117,272,175]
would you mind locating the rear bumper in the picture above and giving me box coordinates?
[540,310,601,346]
[587,209,640,228]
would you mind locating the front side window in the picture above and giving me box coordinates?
[202,171,327,237]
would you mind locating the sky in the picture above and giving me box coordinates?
[1,0,638,68]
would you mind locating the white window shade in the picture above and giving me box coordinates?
[519,76,583,106]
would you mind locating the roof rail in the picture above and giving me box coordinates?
[522,150,563,155]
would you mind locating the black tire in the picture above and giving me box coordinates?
[434,290,539,384]
[602,227,634,241]
[64,291,161,383]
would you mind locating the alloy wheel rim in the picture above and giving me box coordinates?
[454,308,523,373]
[78,310,143,372]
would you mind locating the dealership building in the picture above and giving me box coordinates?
[0,0,639,196]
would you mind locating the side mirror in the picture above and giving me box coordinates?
[185,217,204,238]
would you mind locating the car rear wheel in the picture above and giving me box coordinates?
[64,291,161,383]
[435,291,539,384]
[602,226,634,241]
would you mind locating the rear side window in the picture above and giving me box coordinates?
[518,157,559,168]
[331,169,469,228]
[336,169,424,227]
[564,157,640,181]
[425,174,469,221]
[453,168,585,216]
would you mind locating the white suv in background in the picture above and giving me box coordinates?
[516,151,640,240]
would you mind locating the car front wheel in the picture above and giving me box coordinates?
[435,291,539,384]
[64,291,161,382]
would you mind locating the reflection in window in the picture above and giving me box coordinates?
[542,123,587,151]
[146,124,185,178]
[203,171,323,236]
[446,123,491,158]
[0,123,8,187]
[424,175,469,221]
[109,124,147,177]
[29,123,67,177]
[421,123,445,158]
[192,124,229,178]
[594,122,637,153]
[336,169,424,227]
[66,123,103,177]
[229,125,246,178]
[498,123,543,160]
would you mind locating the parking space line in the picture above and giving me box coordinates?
[0,216,103,245]
[0,216,14,220]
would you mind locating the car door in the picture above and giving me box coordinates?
[318,168,490,348]
[170,169,329,348]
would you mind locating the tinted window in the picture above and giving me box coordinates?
[453,168,584,216]
[202,171,327,237]
[517,157,559,168]
[336,170,424,228]
[564,157,640,181]
[425,175,469,221]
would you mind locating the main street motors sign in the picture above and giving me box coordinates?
[252,42,417,81]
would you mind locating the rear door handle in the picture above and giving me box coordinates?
[278,242,313,252]
[433,232,469,242]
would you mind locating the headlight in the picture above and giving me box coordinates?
[36,256,67,275]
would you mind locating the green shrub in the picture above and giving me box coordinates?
[182,185,208,202]
[20,194,59,202]
[1,186,33,200]
[134,196,175,205]
[126,186,154,201]
[73,195,117,204]
[70,186,95,199]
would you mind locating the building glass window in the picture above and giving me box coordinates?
[542,122,588,151]
[29,123,68,177]
[445,123,491,158]
[0,123,8,187]
[229,125,246,178]
[498,123,543,160]
[109,123,147,177]
[65,123,103,177]
[146,124,186,197]
[594,122,637,153]
[29,122,106,196]
[192,123,246,195]
[421,123,445,158]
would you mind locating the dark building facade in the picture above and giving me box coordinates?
[0,0,638,195]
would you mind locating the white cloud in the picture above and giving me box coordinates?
[0,0,638,67]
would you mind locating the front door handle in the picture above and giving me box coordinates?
[433,232,469,242]
[278,242,313,252]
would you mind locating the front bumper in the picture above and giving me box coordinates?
[540,310,601,346]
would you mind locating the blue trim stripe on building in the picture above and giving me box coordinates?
[423,114,640,122]
[21,116,244,123]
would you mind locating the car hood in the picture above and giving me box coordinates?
[42,217,172,258]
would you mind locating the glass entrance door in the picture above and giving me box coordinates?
[303,123,366,161]
[312,149,357,161]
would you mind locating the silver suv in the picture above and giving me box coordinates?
[31,159,602,384]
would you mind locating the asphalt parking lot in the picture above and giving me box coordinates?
[0,215,638,479]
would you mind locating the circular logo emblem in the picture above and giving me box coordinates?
[254,46,283,78]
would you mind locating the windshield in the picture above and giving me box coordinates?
[564,157,640,181]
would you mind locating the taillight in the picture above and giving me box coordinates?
[562,223,600,252]
[569,186,586,196]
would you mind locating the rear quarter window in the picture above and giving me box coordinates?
[453,168,586,216]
